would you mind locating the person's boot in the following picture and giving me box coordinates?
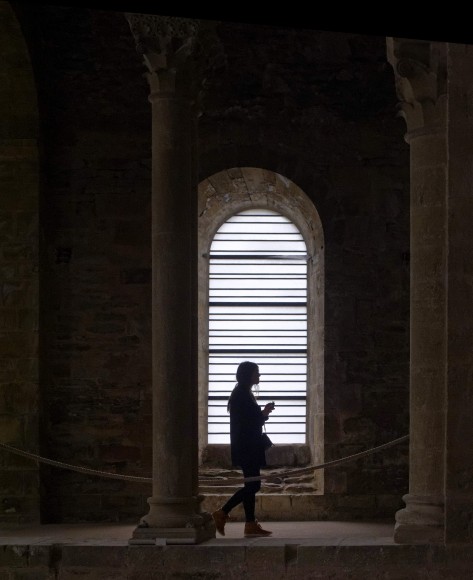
[212,509,230,536]
[244,520,272,537]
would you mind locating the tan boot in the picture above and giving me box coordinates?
[212,509,229,536]
[244,520,272,537]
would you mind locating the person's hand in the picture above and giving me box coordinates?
[263,402,275,417]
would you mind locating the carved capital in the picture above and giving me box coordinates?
[387,38,447,138]
[125,13,200,95]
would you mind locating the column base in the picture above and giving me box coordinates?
[128,494,216,545]
[394,493,444,544]
[129,522,215,545]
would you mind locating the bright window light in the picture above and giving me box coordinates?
[207,209,308,444]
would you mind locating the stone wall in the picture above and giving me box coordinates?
[198,24,410,502]
[445,41,473,543]
[28,7,153,523]
[3,6,411,523]
[0,1,40,525]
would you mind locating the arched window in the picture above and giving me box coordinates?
[207,209,308,444]
[198,168,324,471]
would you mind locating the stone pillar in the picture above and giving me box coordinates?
[387,38,448,544]
[125,13,214,544]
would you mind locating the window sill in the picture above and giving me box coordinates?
[201,443,311,468]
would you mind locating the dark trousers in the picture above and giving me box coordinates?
[221,462,261,522]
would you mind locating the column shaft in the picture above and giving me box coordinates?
[151,95,194,501]
[394,130,447,543]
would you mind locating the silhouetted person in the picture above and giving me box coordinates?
[212,360,275,537]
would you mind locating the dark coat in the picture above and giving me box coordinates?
[228,384,268,468]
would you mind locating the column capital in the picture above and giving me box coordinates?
[387,38,447,139]
[125,13,201,95]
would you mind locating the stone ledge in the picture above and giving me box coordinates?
[2,542,473,579]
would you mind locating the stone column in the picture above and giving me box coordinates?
[125,13,214,544]
[387,38,448,544]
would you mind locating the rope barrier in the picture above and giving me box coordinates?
[0,434,408,486]
[0,442,152,483]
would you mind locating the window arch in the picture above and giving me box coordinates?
[207,208,308,444]
[198,168,324,469]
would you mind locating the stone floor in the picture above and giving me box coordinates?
[2,521,473,579]
[0,519,395,545]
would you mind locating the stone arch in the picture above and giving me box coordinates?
[197,167,325,481]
